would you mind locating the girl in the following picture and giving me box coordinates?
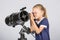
[30,4,50,40]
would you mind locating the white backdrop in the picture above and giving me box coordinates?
[0,0,60,40]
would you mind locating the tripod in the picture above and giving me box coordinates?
[18,33,27,40]
[18,25,30,40]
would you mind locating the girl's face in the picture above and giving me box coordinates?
[32,7,44,19]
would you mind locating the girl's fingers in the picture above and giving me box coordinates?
[29,13,35,20]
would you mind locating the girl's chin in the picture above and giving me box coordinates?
[34,17,38,19]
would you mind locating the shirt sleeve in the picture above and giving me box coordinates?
[40,25,47,28]
[40,18,49,28]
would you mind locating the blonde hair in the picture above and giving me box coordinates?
[33,4,47,18]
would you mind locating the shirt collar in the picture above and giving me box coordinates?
[35,17,45,24]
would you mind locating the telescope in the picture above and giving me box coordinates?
[5,7,35,40]
[5,7,29,27]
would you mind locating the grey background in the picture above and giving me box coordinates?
[0,0,60,40]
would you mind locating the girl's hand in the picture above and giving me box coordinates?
[29,13,34,20]
[29,13,35,32]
